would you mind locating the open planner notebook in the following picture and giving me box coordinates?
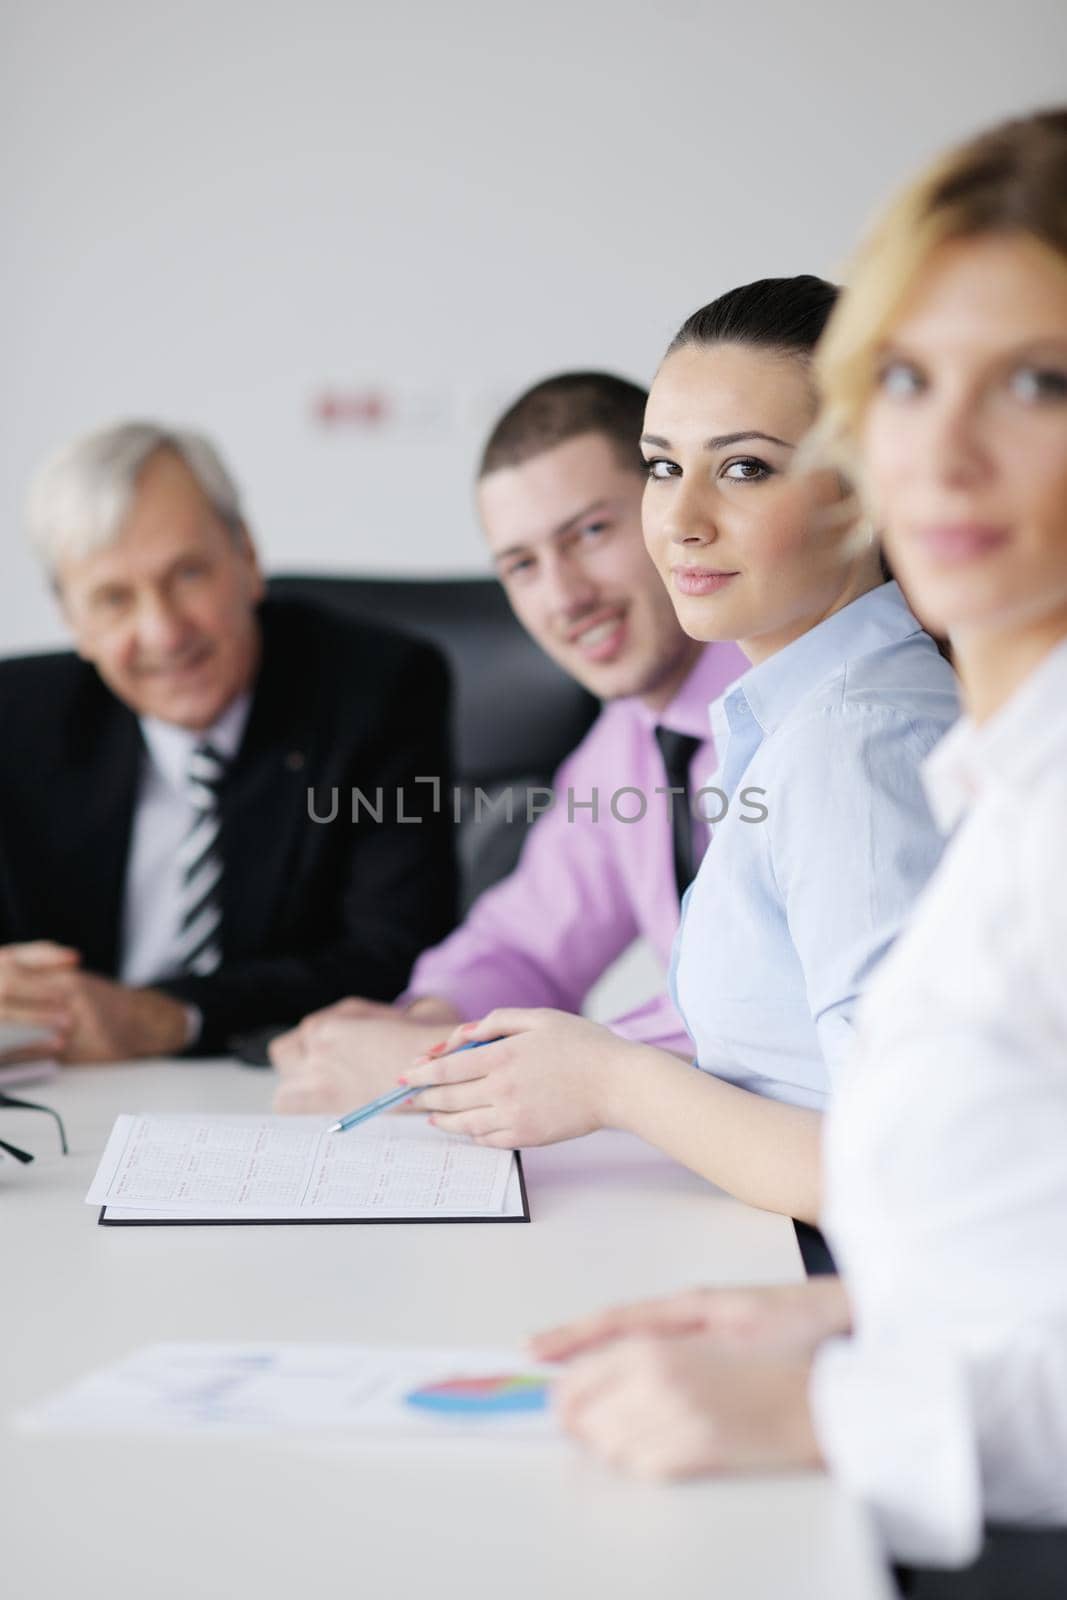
[86,1113,528,1224]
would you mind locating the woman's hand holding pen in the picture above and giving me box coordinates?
[403,1008,640,1148]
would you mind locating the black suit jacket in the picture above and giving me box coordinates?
[0,597,458,1052]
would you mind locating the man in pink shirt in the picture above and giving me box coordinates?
[271,372,746,1112]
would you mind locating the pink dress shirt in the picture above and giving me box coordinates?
[403,643,747,1053]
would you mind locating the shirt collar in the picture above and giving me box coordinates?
[638,641,749,741]
[922,636,1067,834]
[705,581,925,794]
[723,581,922,738]
[139,692,252,794]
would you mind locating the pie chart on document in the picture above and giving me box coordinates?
[403,1374,550,1417]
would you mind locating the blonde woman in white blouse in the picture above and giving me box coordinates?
[531,105,1067,1569]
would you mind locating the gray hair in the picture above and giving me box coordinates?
[26,421,246,578]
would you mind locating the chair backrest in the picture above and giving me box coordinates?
[268,574,600,907]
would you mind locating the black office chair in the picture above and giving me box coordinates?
[268,574,599,911]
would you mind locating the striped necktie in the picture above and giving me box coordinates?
[175,741,227,976]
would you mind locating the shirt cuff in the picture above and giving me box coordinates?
[602,995,694,1057]
[182,1004,204,1050]
[810,1333,983,1568]
[396,987,466,1019]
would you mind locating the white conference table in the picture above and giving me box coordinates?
[0,1061,893,1600]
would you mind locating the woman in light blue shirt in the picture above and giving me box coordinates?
[405,276,958,1224]
[670,540,953,1112]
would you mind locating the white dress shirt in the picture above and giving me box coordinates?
[119,695,251,986]
[810,638,1067,1567]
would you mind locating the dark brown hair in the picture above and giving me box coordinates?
[479,371,648,479]
[668,274,840,360]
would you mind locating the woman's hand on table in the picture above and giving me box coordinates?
[554,1332,823,1480]
[531,1278,853,1362]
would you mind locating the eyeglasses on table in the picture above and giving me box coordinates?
[0,1089,69,1166]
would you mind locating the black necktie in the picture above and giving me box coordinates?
[654,726,703,901]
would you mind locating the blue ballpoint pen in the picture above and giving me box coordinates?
[326,1038,503,1134]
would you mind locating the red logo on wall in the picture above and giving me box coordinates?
[312,389,391,427]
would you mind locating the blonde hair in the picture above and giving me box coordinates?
[812,106,1067,482]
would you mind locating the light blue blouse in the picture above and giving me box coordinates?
[670,581,959,1111]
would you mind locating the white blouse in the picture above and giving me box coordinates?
[810,637,1067,1566]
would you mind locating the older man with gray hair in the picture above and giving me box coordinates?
[0,422,456,1063]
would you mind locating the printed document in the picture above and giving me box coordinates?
[86,1113,522,1220]
[19,1344,558,1440]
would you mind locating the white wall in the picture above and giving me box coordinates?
[4,0,1065,655]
